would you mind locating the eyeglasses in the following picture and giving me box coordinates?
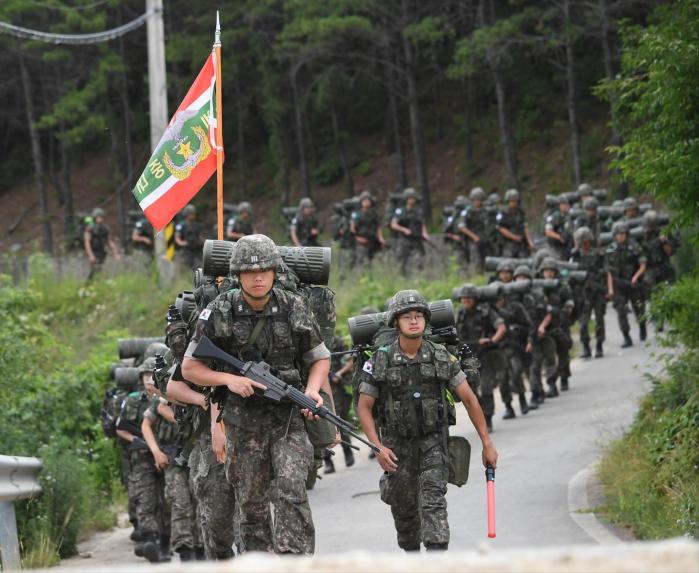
[398,312,426,322]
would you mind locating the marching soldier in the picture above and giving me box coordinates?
[350,190,385,268]
[84,207,121,280]
[175,204,205,270]
[356,290,497,551]
[496,189,534,258]
[457,187,488,272]
[226,202,256,242]
[131,215,155,257]
[390,188,430,276]
[290,198,321,247]
[574,197,604,242]
[544,195,574,260]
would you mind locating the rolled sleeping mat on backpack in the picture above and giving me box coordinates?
[531,278,560,290]
[484,256,533,272]
[175,291,197,323]
[117,337,166,360]
[277,246,331,285]
[114,367,141,389]
[503,280,532,296]
[348,299,455,347]
[593,188,608,201]
[202,239,235,277]
[282,205,299,222]
[566,270,589,283]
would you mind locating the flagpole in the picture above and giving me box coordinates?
[214,11,224,241]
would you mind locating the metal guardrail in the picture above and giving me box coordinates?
[0,455,42,571]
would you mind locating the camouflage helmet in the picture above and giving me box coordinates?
[558,194,570,206]
[402,187,419,200]
[299,197,314,209]
[540,257,559,273]
[487,192,501,206]
[454,195,468,208]
[577,182,593,195]
[182,204,196,216]
[583,197,599,211]
[611,199,625,209]
[138,356,156,377]
[469,187,486,201]
[623,197,638,211]
[612,221,629,236]
[574,226,594,245]
[496,260,515,274]
[144,342,169,360]
[386,290,431,327]
[533,248,551,271]
[643,209,658,229]
[238,201,252,213]
[458,283,478,299]
[514,265,533,279]
[358,190,376,204]
[504,188,520,202]
[229,234,281,273]
[360,306,380,315]
[92,207,105,218]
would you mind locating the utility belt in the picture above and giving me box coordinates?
[380,393,454,440]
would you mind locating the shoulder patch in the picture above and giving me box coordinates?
[395,208,402,215]
[362,361,373,375]
[496,212,503,221]
[199,308,211,321]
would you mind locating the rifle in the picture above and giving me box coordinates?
[192,336,381,453]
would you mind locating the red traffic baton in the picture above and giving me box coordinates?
[486,465,496,538]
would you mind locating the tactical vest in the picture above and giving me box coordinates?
[463,207,487,236]
[294,215,320,246]
[119,391,150,428]
[88,223,109,255]
[606,242,641,282]
[456,305,496,346]
[394,206,424,238]
[371,341,455,439]
[353,209,380,240]
[229,217,254,238]
[571,249,606,294]
[149,397,178,446]
[496,208,526,235]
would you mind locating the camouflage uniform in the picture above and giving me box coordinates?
[496,205,530,259]
[640,211,677,290]
[392,199,426,275]
[351,208,381,268]
[131,216,154,256]
[605,228,647,341]
[544,209,573,260]
[455,300,506,421]
[85,211,111,279]
[175,218,205,270]
[523,279,556,404]
[186,251,329,555]
[290,212,321,247]
[457,198,488,272]
[357,338,466,551]
[143,397,202,555]
[226,216,254,241]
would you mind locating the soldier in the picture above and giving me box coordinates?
[606,221,647,348]
[84,207,121,280]
[574,197,604,242]
[350,190,385,268]
[355,290,498,552]
[458,187,488,272]
[496,189,534,258]
[576,182,593,204]
[491,283,532,416]
[455,284,507,432]
[175,204,205,270]
[290,198,321,247]
[141,392,203,562]
[442,196,468,267]
[621,197,640,222]
[131,215,155,257]
[538,258,574,396]
[182,234,331,555]
[641,210,678,291]
[515,266,555,406]
[226,202,256,242]
[495,260,514,285]
[570,227,607,358]
[323,335,356,474]
[390,188,430,276]
[116,359,169,562]
[544,195,574,260]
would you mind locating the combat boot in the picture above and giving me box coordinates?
[640,322,647,341]
[323,457,335,474]
[525,393,537,411]
[177,546,194,562]
[546,378,559,398]
[215,548,234,560]
[134,532,156,558]
[560,378,569,391]
[425,543,448,551]
[343,444,355,468]
[595,341,604,358]
[194,546,206,561]
[580,342,592,359]
[502,404,515,420]
[621,333,633,348]
[485,415,493,433]
[130,528,144,542]
[518,394,530,415]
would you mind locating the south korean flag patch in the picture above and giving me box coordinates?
[199,309,212,321]
[362,360,373,376]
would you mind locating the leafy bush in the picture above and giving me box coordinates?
[313,158,344,186]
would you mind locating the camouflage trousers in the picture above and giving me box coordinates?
[529,335,557,394]
[190,432,238,559]
[613,287,646,336]
[479,348,508,417]
[225,412,314,554]
[396,238,425,276]
[379,434,449,550]
[466,240,483,273]
[501,344,527,402]
[129,450,169,537]
[550,328,572,382]
[501,240,529,259]
[352,242,373,269]
[579,295,606,345]
[164,462,201,552]
[119,443,138,527]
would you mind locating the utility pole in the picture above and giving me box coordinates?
[146,0,171,276]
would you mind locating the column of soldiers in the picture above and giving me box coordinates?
[93,179,677,561]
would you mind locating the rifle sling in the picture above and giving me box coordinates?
[240,315,267,355]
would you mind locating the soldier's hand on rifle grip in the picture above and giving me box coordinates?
[226,374,266,398]
[377,446,398,473]
[301,388,323,420]
[154,449,170,471]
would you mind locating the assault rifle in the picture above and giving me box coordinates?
[192,336,381,453]
[116,417,150,452]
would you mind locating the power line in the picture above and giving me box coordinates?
[0,10,152,45]
[25,0,112,12]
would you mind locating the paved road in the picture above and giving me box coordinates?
[56,308,662,568]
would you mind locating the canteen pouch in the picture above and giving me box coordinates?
[448,435,471,487]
